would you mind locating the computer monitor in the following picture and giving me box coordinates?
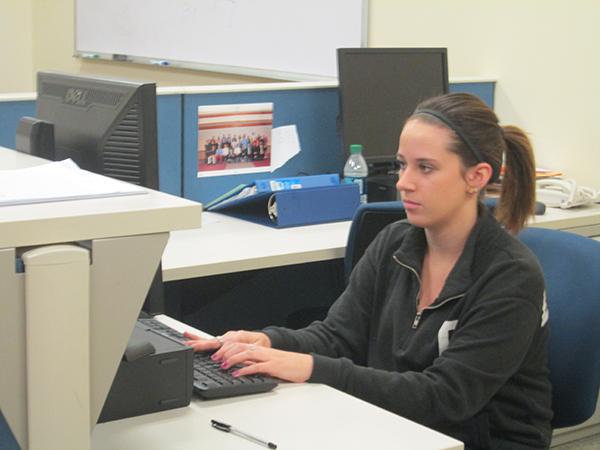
[35,71,159,189]
[34,71,165,314]
[337,48,449,173]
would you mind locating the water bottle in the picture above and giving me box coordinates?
[343,144,368,204]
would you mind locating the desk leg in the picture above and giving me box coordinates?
[0,248,27,450]
[1,232,168,450]
[22,245,91,450]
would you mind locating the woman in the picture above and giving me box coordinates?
[185,93,553,449]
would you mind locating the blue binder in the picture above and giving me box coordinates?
[254,174,340,192]
[207,183,360,228]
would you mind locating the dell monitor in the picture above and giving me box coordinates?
[35,71,159,189]
[337,48,449,174]
[32,71,164,314]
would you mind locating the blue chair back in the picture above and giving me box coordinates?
[518,227,600,428]
[344,201,406,280]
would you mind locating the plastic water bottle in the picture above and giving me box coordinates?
[344,144,368,204]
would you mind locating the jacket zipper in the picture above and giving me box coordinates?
[393,255,465,328]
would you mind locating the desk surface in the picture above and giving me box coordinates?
[0,147,202,248]
[92,316,463,450]
[163,212,351,281]
[163,204,600,282]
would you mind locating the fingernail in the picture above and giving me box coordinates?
[221,361,229,369]
[232,370,239,377]
[211,354,219,361]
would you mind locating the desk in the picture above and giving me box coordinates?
[163,212,350,281]
[163,203,600,282]
[0,147,202,450]
[163,204,600,447]
[92,315,463,450]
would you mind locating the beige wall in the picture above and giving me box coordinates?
[2,0,599,187]
[369,0,600,188]
[4,0,274,94]
[0,0,34,92]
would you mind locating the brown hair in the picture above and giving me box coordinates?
[410,93,536,234]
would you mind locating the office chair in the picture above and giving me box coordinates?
[343,201,407,281]
[518,227,600,428]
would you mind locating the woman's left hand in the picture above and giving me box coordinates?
[214,342,314,383]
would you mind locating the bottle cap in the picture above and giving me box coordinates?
[350,144,363,154]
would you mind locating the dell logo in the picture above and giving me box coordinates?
[64,88,89,106]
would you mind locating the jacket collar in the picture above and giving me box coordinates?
[393,205,502,302]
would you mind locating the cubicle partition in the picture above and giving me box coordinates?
[155,94,184,196]
[0,94,184,197]
[0,80,494,203]
[182,86,343,204]
[0,99,36,148]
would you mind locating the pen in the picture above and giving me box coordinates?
[150,59,170,66]
[211,419,277,449]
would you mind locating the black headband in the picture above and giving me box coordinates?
[415,108,500,182]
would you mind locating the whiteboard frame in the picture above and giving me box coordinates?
[74,0,369,82]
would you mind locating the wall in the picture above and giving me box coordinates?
[2,0,275,94]
[0,0,34,92]
[369,0,600,188]
[3,0,599,187]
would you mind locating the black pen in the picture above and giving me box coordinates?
[211,419,277,449]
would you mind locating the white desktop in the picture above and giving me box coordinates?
[92,315,464,450]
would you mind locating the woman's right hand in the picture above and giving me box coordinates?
[183,329,271,353]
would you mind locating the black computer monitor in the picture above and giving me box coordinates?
[35,71,159,189]
[337,48,449,173]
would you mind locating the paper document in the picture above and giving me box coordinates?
[270,125,301,172]
[0,159,147,207]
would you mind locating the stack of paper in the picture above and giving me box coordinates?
[0,159,147,207]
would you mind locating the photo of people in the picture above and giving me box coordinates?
[197,103,273,177]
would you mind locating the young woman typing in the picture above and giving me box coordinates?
[185,93,552,450]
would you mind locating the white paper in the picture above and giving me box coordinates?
[270,125,301,172]
[0,159,147,207]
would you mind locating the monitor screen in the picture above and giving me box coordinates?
[36,71,159,189]
[337,48,449,171]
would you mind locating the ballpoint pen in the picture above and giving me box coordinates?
[211,419,277,449]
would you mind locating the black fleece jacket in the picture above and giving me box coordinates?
[264,209,552,449]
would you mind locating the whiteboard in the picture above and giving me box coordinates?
[75,0,367,80]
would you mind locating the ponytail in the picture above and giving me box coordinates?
[410,93,537,234]
[496,125,536,234]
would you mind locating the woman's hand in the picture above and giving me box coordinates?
[183,329,313,382]
[216,342,314,383]
[183,329,271,353]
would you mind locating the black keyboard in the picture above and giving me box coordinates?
[137,318,278,399]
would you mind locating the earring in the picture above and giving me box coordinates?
[467,187,478,195]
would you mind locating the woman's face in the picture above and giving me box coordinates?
[396,118,475,231]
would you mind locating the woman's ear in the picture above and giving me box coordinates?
[466,162,493,191]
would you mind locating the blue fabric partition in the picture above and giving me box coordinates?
[449,82,495,108]
[0,95,183,196]
[0,100,36,150]
[182,82,495,204]
[0,81,494,203]
[156,94,183,196]
[182,88,344,204]
[0,409,19,450]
